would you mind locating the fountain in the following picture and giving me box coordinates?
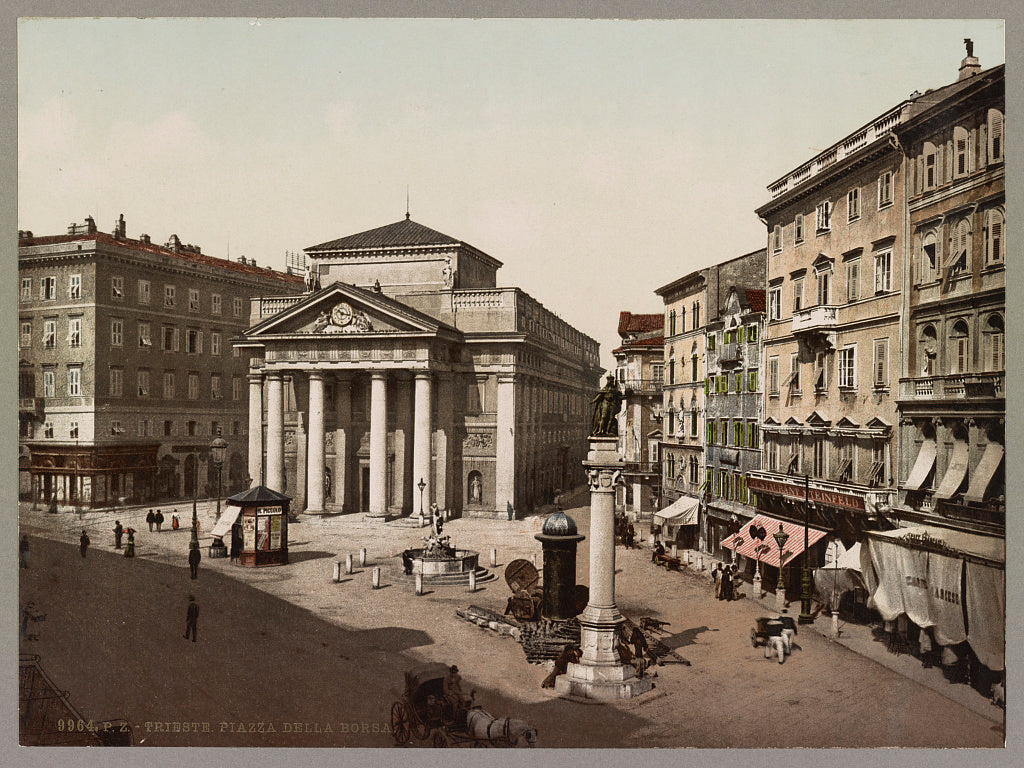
[401,513,493,586]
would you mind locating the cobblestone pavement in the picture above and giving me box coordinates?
[19,502,1005,748]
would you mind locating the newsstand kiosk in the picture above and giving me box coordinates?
[213,485,291,567]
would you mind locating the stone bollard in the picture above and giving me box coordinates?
[333,561,342,582]
[469,570,477,593]
[671,544,678,559]
[648,534,655,547]
[415,572,424,595]
[372,567,381,589]
[490,548,497,567]
[831,611,840,639]
[346,553,353,574]
[359,548,367,567]
[530,553,536,566]
[696,554,704,571]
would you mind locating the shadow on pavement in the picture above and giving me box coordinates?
[289,549,337,563]
[660,625,714,650]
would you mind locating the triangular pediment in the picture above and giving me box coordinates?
[835,416,860,429]
[763,416,781,426]
[244,282,460,340]
[806,411,831,427]
[785,416,802,426]
[866,416,892,430]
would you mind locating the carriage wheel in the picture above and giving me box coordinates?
[750,628,758,647]
[432,730,448,748]
[412,718,430,742]
[391,702,412,745]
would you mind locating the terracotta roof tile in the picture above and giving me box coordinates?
[746,289,766,313]
[617,311,663,336]
[307,217,461,252]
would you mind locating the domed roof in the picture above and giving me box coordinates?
[542,511,578,537]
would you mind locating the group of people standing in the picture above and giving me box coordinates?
[714,562,739,601]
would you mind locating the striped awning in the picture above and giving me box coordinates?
[721,514,828,569]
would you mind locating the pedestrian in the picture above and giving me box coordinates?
[79,530,90,558]
[19,535,30,569]
[146,509,155,532]
[113,520,124,549]
[713,564,723,599]
[172,514,179,531]
[625,522,636,549]
[154,509,164,532]
[721,564,734,601]
[184,594,198,642]
[229,530,241,563]
[123,528,135,558]
[188,544,201,579]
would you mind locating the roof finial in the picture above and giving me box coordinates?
[406,186,410,220]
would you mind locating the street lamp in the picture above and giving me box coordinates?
[773,523,790,613]
[799,474,814,625]
[417,477,426,526]
[190,454,200,549]
[210,434,228,522]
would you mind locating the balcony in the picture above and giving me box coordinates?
[19,397,41,414]
[791,305,838,335]
[623,461,660,476]
[717,342,741,365]
[899,372,1003,401]
[621,378,663,395]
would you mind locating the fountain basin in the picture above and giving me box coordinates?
[409,548,479,577]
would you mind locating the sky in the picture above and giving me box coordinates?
[17,18,1005,373]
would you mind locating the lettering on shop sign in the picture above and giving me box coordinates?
[748,477,863,511]
[902,576,961,605]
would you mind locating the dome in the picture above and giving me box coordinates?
[542,511,578,537]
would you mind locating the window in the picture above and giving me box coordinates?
[189,289,200,312]
[953,126,971,178]
[767,439,779,471]
[162,326,179,352]
[186,328,203,354]
[689,455,699,485]
[110,420,124,436]
[988,109,1003,163]
[667,360,675,386]
[813,351,828,392]
[706,420,716,445]
[833,441,854,483]
[68,318,82,347]
[163,371,175,399]
[748,369,757,392]
[734,421,745,447]
[792,278,803,312]
[41,276,56,300]
[20,321,31,348]
[878,170,893,208]
[772,224,782,253]
[737,326,745,344]
[138,280,151,305]
[748,422,760,450]
[723,329,732,345]
[111,276,124,299]
[164,285,177,308]
[985,315,1004,371]
[874,249,892,293]
[110,318,123,347]
[847,188,860,222]
[716,375,728,394]
[768,287,781,321]
[923,142,938,190]
[816,200,831,231]
[691,302,700,329]
[919,325,937,376]
[67,367,81,396]
[689,354,697,382]
[665,454,675,481]
[21,278,32,301]
[708,333,716,351]
[164,420,173,437]
[137,420,147,437]
[233,376,242,401]
[652,363,664,383]
[947,219,970,279]
[211,294,223,316]
[838,346,856,388]
[917,233,937,284]
[668,310,676,336]
[846,260,859,302]
[70,422,79,439]
[985,209,1004,265]
[43,422,54,439]
[69,274,81,299]
[138,322,152,348]
[873,339,889,387]
[734,371,742,393]
[137,369,150,397]
[795,214,804,243]
[768,356,779,394]
[666,408,675,437]
[869,444,885,487]
[210,332,221,356]
[211,374,222,400]
[949,321,970,375]
[233,297,244,317]
[690,406,698,437]
[43,370,55,397]
[43,319,57,349]
[816,270,830,306]
[789,353,801,393]
[110,368,123,397]
[813,438,826,478]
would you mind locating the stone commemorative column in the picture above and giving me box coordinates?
[555,436,652,700]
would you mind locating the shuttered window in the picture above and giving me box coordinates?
[988,109,1004,162]
[985,208,1004,264]
[873,339,889,387]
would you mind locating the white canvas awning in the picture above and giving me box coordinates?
[964,442,1003,504]
[654,495,699,527]
[934,439,969,500]
[903,438,937,491]
[209,508,242,539]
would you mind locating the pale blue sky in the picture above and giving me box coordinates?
[18,18,1005,371]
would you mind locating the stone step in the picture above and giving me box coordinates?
[396,567,498,586]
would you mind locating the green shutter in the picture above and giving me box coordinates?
[749,370,757,392]
[737,326,745,343]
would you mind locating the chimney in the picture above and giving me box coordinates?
[166,234,181,252]
[958,38,980,81]
[140,234,151,244]
[85,215,96,234]
[113,213,126,239]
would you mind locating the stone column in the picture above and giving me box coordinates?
[265,372,285,493]
[247,371,264,486]
[333,373,351,512]
[555,437,652,700]
[413,371,433,517]
[368,370,388,518]
[305,371,326,515]
[495,373,517,516]
[432,372,452,513]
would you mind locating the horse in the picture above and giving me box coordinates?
[465,708,538,747]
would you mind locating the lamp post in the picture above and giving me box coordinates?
[190,454,200,549]
[210,434,228,522]
[799,474,814,624]
[773,523,789,613]
[417,477,426,526]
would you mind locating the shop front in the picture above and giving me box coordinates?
[652,494,699,549]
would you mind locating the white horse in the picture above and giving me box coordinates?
[465,708,538,747]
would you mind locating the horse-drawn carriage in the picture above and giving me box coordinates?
[390,663,537,748]
[750,615,797,663]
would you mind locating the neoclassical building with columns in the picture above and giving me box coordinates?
[235,216,602,519]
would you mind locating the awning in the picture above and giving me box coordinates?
[904,438,937,491]
[867,524,1004,565]
[209,508,242,540]
[654,495,699,527]
[964,441,1003,503]
[721,514,828,568]
[934,439,969,500]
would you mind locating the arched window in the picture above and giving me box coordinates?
[988,108,1004,163]
[985,208,1004,265]
[919,324,938,376]
[984,314,1004,372]
[918,231,938,284]
[949,320,970,375]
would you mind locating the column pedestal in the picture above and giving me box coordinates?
[554,437,652,701]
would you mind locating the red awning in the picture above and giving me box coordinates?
[721,514,828,568]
